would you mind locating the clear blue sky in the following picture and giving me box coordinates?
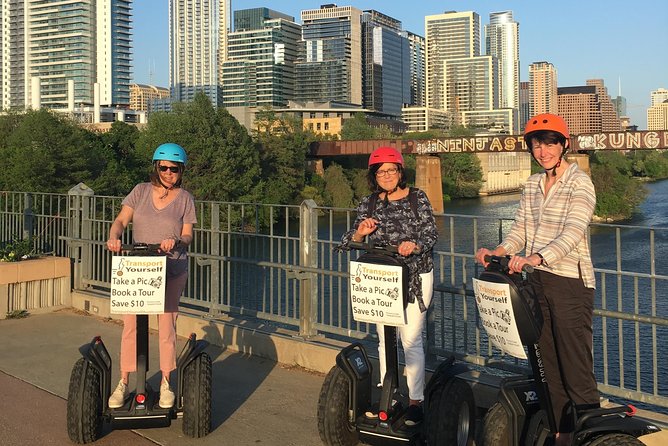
[133,0,667,129]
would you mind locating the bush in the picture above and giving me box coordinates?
[0,236,40,262]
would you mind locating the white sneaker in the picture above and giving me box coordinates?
[108,379,128,409]
[159,377,175,408]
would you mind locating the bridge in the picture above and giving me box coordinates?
[310,131,668,212]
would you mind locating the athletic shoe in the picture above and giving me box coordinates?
[159,377,175,408]
[108,379,128,409]
[404,404,423,426]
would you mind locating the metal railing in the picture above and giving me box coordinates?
[2,189,667,413]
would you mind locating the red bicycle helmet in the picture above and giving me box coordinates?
[368,146,404,167]
[524,113,569,139]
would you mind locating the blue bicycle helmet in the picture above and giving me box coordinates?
[152,143,187,165]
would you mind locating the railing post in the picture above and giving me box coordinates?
[210,203,220,313]
[22,193,34,241]
[299,199,319,338]
[68,183,94,290]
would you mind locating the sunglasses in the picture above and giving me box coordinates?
[158,165,180,173]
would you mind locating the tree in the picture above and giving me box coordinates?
[340,112,376,140]
[441,153,483,199]
[252,109,313,205]
[136,92,260,202]
[0,109,102,193]
[92,121,144,196]
[323,163,354,208]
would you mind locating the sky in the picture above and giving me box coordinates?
[133,0,668,129]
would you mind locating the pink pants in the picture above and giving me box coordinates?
[119,270,187,374]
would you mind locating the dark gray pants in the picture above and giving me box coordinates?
[529,270,600,433]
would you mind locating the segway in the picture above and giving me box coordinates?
[475,255,661,445]
[66,243,212,443]
[317,242,476,446]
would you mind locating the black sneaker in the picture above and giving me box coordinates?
[404,404,423,426]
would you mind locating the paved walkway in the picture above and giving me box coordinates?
[1,308,667,446]
[0,309,324,446]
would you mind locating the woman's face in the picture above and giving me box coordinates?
[156,161,182,187]
[530,140,565,170]
[374,162,400,191]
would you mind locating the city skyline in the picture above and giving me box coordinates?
[133,0,668,129]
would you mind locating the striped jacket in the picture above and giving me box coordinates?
[500,162,596,289]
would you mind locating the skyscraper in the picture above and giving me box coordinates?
[406,31,426,107]
[425,11,480,111]
[222,8,300,108]
[295,5,363,105]
[1,0,132,110]
[485,11,519,132]
[647,88,668,130]
[586,79,621,131]
[360,10,410,117]
[528,61,558,117]
[170,0,226,106]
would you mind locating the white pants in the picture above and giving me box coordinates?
[377,270,434,402]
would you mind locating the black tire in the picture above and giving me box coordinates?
[581,433,644,446]
[481,402,510,446]
[524,410,551,446]
[66,358,102,444]
[317,365,359,446]
[425,377,476,446]
[182,352,212,438]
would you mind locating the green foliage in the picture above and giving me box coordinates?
[0,109,103,193]
[137,92,260,202]
[348,168,371,203]
[591,163,646,220]
[340,112,376,140]
[401,129,448,140]
[92,121,145,196]
[323,163,354,208]
[253,109,313,206]
[5,310,29,319]
[0,236,40,262]
[440,153,483,199]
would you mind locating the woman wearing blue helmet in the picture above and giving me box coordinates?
[105,142,197,410]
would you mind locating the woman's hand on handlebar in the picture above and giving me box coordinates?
[106,238,122,253]
[355,218,379,240]
[397,240,418,257]
[475,247,494,267]
[160,238,179,253]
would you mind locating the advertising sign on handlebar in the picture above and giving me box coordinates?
[110,254,167,314]
[350,259,407,326]
[472,277,527,359]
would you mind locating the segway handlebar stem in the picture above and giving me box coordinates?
[118,242,181,255]
[484,254,534,274]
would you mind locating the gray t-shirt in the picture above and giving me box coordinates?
[122,183,197,277]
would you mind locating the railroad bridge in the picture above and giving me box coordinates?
[310,131,668,212]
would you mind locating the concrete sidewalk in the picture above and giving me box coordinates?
[0,309,325,446]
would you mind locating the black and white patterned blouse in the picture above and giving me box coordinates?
[341,188,438,312]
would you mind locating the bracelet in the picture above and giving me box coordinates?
[536,252,545,266]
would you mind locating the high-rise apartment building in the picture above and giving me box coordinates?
[406,31,425,107]
[425,11,480,111]
[485,11,519,133]
[648,88,668,130]
[1,0,132,110]
[485,11,519,111]
[557,86,600,134]
[360,10,410,117]
[170,0,227,107]
[221,8,300,108]
[650,88,668,106]
[295,5,363,105]
[586,79,620,131]
[519,81,530,131]
[528,61,558,117]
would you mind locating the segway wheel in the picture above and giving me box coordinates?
[425,377,476,446]
[481,402,510,445]
[581,433,644,446]
[182,352,212,438]
[317,365,358,446]
[66,358,102,444]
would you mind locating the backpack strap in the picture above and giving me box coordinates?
[368,188,419,219]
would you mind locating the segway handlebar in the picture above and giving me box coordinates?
[484,254,534,274]
[118,243,164,255]
[347,241,421,255]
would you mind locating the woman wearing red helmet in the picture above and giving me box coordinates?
[475,114,599,445]
[341,146,438,426]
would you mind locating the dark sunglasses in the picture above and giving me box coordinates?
[158,165,180,173]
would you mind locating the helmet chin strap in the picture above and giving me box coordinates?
[544,158,562,177]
